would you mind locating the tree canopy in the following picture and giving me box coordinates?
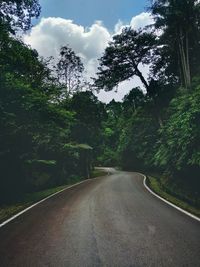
[0,0,41,33]
[56,46,84,97]
[150,0,200,89]
[95,28,156,93]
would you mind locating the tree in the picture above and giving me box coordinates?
[56,46,84,98]
[69,91,106,151]
[0,0,41,33]
[150,0,200,90]
[0,35,52,91]
[94,27,156,93]
[123,87,145,114]
[118,107,159,171]
[95,27,173,126]
[97,100,122,166]
[0,32,81,202]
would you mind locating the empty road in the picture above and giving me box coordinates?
[0,169,200,266]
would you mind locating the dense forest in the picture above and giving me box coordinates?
[0,0,200,207]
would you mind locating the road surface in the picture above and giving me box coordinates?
[0,169,200,266]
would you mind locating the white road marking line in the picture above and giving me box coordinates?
[138,173,200,222]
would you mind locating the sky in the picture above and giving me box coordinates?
[38,0,149,29]
[25,0,151,103]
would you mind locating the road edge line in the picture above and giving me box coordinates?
[138,172,200,222]
[0,176,102,228]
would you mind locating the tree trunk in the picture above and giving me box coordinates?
[134,64,149,91]
[179,38,188,89]
[178,29,191,90]
[185,31,191,89]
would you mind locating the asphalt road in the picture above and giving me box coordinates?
[0,169,200,267]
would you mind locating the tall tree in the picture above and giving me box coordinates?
[95,28,155,91]
[95,27,156,93]
[69,91,106,149]
[94,27,169,126]
[150,0,200,89]
[56,46,84,98]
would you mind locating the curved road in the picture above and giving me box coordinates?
[0,169,200,266]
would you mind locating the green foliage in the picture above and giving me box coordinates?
[96,100,122,166]
[118,108,159,171]
[0,25,94,204]
[154,84,200,177]
[0,0,41,33]
[56,45,84,97]
[150,0,200,88]
[69,91,106,158]
[95,27,156,92]
[97,148,119,167]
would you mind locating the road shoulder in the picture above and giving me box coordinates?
[140,173,200,222]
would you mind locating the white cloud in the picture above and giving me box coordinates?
[130,12,153,30]
[24,13,152,103]
[24,17,110,65]
[114,12,153,34]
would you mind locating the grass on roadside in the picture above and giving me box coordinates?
[147,176,200,218]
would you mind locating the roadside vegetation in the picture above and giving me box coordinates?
[0,0,200,216]
[147,176,200,217]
